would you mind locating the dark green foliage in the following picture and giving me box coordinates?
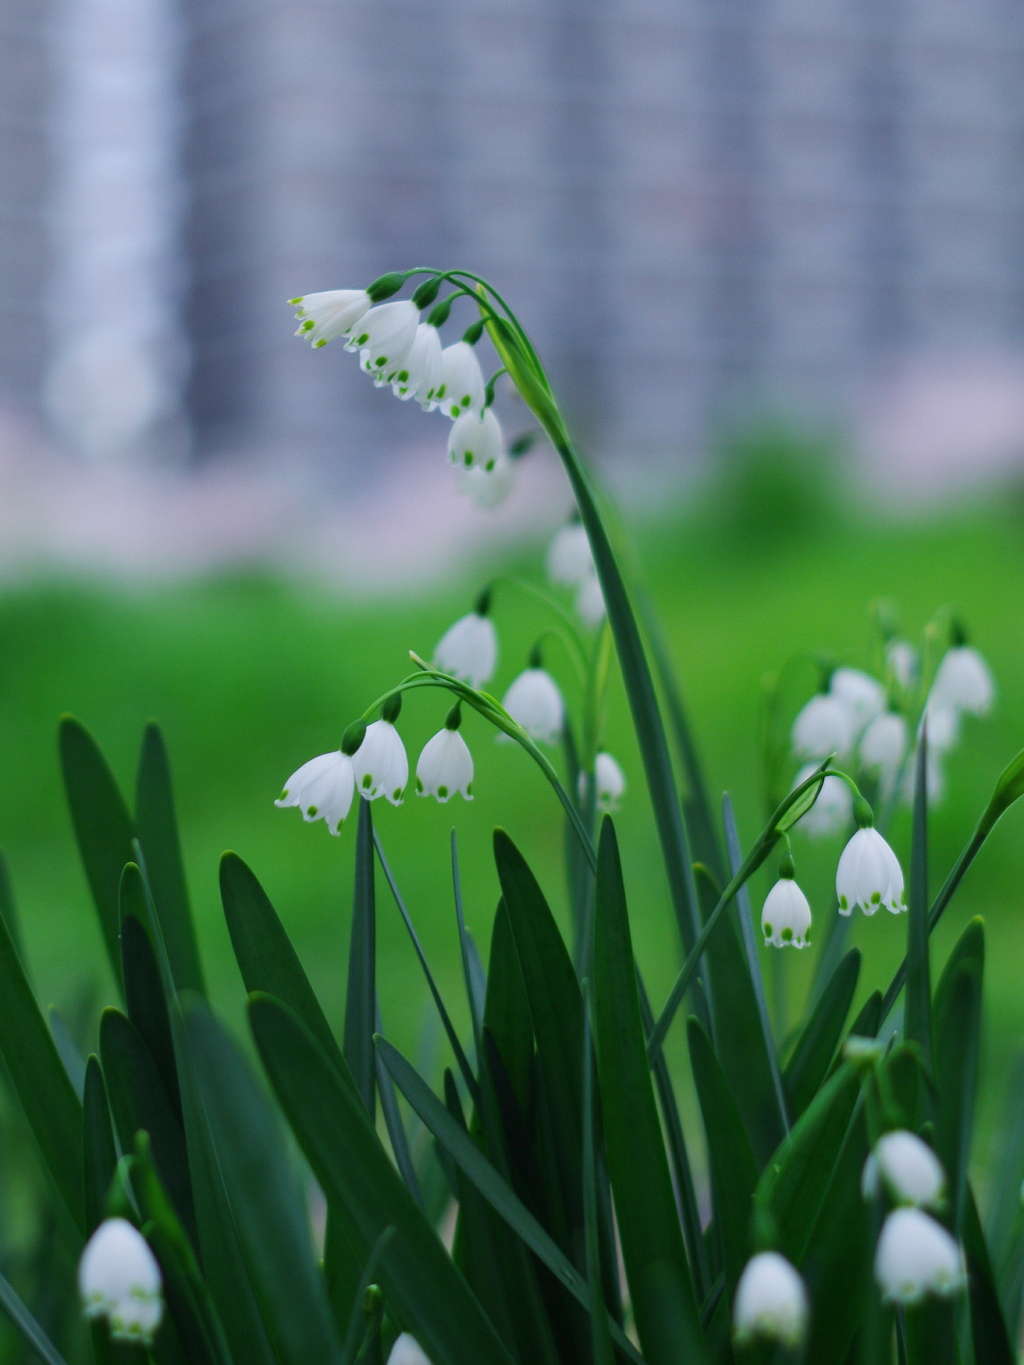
[344,799,376,1118]
[783,949,860,1119]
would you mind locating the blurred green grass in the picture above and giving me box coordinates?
[1,491,1023,1203]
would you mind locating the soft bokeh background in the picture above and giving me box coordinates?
[1,0,1024,1353]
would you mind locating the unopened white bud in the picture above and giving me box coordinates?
[433,612,497,689]
[592,752,626,813]
[886,639,918,690]
[387,1333,432,1365]
[761,877,812,949]
[792,694,853,762]
[836,826,905,916]
[862,1131,945,1209]
[79,1218,163,1345]
[874,1207,965,1305]
[733,1251,808,1349]
[275,751,355,834]
[502,668,564,745]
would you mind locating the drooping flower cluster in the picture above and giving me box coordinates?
[274,595,625,832]
[290,280,521,508]
[861,1133,966,1306]
[79,1218,164,1345]
[791,631,994,837]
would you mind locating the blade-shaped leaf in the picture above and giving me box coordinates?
[345,799,376,1118]
[182,996,344,1365]
[135,723,205,994]
[0,851,25,965]
[248,992,518,1365]
[0,1269,71,1365]
[375,1035,641,1365]
[122,875,182,1122]
[0,894,84,1234]
[493,829,585,1261]
[375,1002,423,1206]
[783,949,860,1120]
[58,715,133,994]
[962,1182,1014,1365]
[904,731,932,1062]
[220,851,345,1073]
[83,1056,117,1233]
[99,1007,197,1248]
[592,818,705,1365]
[451,831,483,1060]
[48,1008,86,1101]
[687,1016,758,1298]
[933,956,982,1232]
[482,899,533,1117]
[581,986,615,1365]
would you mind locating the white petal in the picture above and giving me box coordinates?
[874,1208,965,1304]
[793,765,852,837]
[760,878,812,948]
[836,827,904,916]
[886,640,918,690]
[434,341,486,419]
[594,752,626,812]
[502,669,564,745]
[458,448,515,508]
[433,613,497,688]
[448,408,503,470]
[79,1219,162,1317]
[392,323,443,402]
[859,712,908,792]
[871,1131,945,1208]
[350,301,420,383]
[792,694,853,762]
[291,289,371,347]
[733,1252,808,1348]
[930,646,994,716]
[275,751,354,833]
[352,720,408,805]
[416,728,474,801]
[387,1333,433,1365]
[830,668,887,735]
[547,523,594,586]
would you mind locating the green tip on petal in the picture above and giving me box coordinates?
[288,297,303,305]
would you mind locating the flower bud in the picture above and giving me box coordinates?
[874,1207,965,1304]
[862,1130,945,1209]
[342,720,367,756]
[382,693,402,724]
[366,271,407,302]
[387,1333,432,1365]
[732,1251,808,1349]
[79,1218,163,1345]
[411,276,442,308]
[792,693,853,762]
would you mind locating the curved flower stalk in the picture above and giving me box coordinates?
[792,763,852,836]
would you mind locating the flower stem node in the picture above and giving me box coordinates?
[352,720,408,805]
[433,610,497,688]
[502,667,565,745]
[874,1207,966,1305]
[387,1333,433,1365]
[761,876,812,949]
[732,1251,809,1350]
[435,342,486,419]
[448,408,503,470]
[78,1218,163,1345]
[291,290,371,348]
[862,1131,946,1209]
[275,751,355,834]
[792,693,853,762]
[416,718,474,803]
[349,301,420,384]
[836,826,905,915]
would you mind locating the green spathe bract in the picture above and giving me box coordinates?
[0,270,1019,1365]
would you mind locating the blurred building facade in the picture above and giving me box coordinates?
[4,0,1024,481]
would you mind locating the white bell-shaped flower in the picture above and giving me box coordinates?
[387,1333,432,1365]
[352,720,408,806]
[275,751,355,834]
[458,448,515,508]
[862,1131,945,1209]
[792,693,853,762]
[590,752,626,813]
[930,645,994,717]
[859,711,908,792]
[830,667,886,736]
[348,300,420,384]
[79,1218,163,1345]
[392,322,443,404]
[793,764,852,837]
[886,639,918,691]
[547,521,594,587]
[434,341,486,419]
[761,874,812,949]
[874,1207,965,1305]
[291,289,371,348]
[502,666,564,745]
[836,826,905,915]
[732,1251,808,1349]
[575,572,606,628]
[416,709,474,802]
[448,407,503,471]
[899,742,946,808]
[924,698,960,753]
[434,609,497,688]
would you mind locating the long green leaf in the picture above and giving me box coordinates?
[220,851,345,1072]
[933,956,982,1232]
[581,986,615,1365]
[451,832,484,1060]
[345,799,376,1117]
[375,1036,641,1365]
[687,1017,758,1298]
[375,1002,423,1207]
[135,723,205,994]
[0,851,25,965]
[248,992,518,1365]
[0,1269,71,1365]
[783,949,860,1120]
[48,1008,86,1101]
[0,894,84,1234]
[182,996,344,1365]
[962,1182,1014,1365]
[122,870,181,1121]
[493,829,585,1262]
[58,716,133,994]
[482,899,533,1117]
[592,818,704,1365]
[83,1056,117,1233]
[904,731,932,1062]
[99,1008,197,1247]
